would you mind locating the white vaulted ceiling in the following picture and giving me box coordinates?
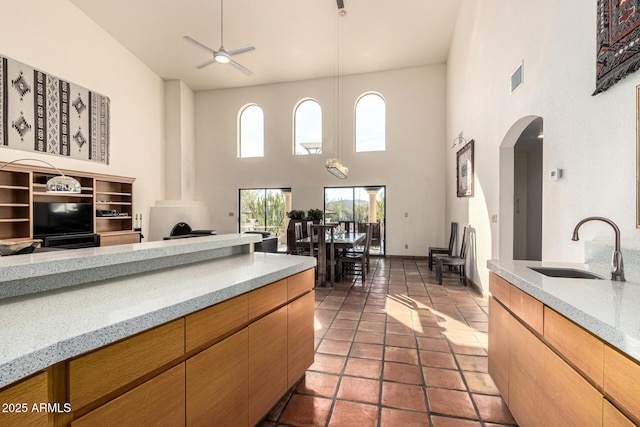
[69,0,461,91]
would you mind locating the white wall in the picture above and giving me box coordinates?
[447,0,640,290]
[194,66,447,256]
[0,0,166,238]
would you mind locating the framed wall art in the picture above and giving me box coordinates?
[0,54,110,164]
[456,139,474,197]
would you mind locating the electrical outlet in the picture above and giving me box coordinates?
[491,214,498,223]
[228,212,234,217]
[404,212,408,218]
[405,244,408,249]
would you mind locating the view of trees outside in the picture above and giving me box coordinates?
[324,186,385,254]
[240,189,286,242]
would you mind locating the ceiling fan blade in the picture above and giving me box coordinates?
[229,59,253,76]
[226,45,255,56]
[183,35,217,54]
[196,57,217,69]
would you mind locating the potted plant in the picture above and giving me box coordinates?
[307,209,324,223]
[286,210,306,220]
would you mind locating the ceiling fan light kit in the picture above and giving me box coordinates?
[183,0,255,75]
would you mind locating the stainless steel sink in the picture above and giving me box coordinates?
[528,266,602,280]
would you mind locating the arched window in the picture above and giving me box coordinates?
[355,93,385,152]
[293,99,322,155]
[239,104,264,158]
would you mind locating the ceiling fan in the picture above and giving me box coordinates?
[183,0,255,75]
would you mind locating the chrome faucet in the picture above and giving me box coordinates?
[571,216,625,282]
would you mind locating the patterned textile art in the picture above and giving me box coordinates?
[594,0,640,95]
[0,54,109,164]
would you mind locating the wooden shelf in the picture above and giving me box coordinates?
[0,161,136,246]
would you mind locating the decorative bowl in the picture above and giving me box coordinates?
[0,240,40,256]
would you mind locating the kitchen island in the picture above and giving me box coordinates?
[0,234,316,426]
[487,260,640,426]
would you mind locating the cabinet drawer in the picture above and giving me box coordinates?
[489,273,510,306]
[544,307,604,388]
[0,372,48,427]
[68,319,185,409]
[604,345,640,424]
[185,294,248,352]
[98,235,123,247]
[509,285,543,334]
[248,279,287,320]
[72,363,185,427]
[288,269,314,300]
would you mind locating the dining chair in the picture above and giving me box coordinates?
[338,223,372,284]
[294,222,311,256]
[429,222,458,270]
[435,226,468,286]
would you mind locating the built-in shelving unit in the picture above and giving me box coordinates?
[0,161,138,246]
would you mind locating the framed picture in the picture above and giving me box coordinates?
[457,139,474,197]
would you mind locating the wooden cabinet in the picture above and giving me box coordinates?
[604,345,640,423]
[68,319,184,409]
[94,179,134,236]
[288,291,315,389]
[487,297,510,403]
[489,272,640,427]
[185,294,248,352]
[72,364,185,427]
[544,306,604,388]
[0,170,31,240]
[5,269,314,427]
[249,306,288,426]
[604,399,637,427]
[0,372,48,427]
[0,161,137,246]
[186,329,248,427]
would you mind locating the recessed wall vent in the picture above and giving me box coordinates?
[510,62,524,94]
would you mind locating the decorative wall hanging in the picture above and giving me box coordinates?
[456,139,474,197]
[594,0,640,95]
[0,54,110,164]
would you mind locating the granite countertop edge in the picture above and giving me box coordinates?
[0,252,316,389]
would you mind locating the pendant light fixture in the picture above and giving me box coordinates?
[326,1,349,179]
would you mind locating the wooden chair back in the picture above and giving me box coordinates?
[448,222,458,255]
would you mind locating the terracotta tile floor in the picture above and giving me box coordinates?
[260,257,517,427]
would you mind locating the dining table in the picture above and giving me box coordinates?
[296,225,366,286]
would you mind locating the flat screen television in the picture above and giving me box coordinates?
[33,202,94,237]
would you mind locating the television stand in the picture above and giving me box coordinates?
[40,233,99,249]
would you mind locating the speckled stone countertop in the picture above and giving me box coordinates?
[0,248,316,389]
[0,233,262,299]
[488,259,640,363]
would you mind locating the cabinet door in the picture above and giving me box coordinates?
[186,329,248,427]
[508,313,546,426]
[488,297,510,402]
[0,372,48,427]
[604,398,637,427]
[248,306,287,426]
[72,364,185,427]
[604,345,640,423]
[287,291,315,389]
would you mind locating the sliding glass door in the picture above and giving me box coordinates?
[324,186,385,255]
[239,188,290,251]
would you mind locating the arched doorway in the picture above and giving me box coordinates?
[499,116,543,260]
